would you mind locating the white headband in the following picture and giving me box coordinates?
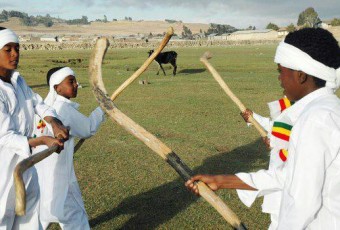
[0,29,19,49]
[274,41,340,91]
[44,67,75,106]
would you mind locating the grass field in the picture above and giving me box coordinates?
[20,44,286,229]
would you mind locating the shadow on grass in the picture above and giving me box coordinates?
[30,83,48,89]
[89,138,269,229]
[177,68,206,75]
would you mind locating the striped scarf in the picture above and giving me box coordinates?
[268,97,293,162]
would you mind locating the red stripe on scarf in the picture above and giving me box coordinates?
[279,149,287,161]
[279,98,287,112]
[272,131,290,141]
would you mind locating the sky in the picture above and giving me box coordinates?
[1,0,340,29]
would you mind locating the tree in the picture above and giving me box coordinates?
[266,22,279,31]
[297,7,321,28]
[287,23,296,32]
[331,18,340,26]
[0,10,9,22]
[206,23,237,34]
[182,25,193,39]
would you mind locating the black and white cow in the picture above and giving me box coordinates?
[148,50,178,76]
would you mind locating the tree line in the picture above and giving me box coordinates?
[0,10,90,27]
[1,8,339,33]
[266,7,340,32]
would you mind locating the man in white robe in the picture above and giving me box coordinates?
[0,28,68,230]
[186,28,340,229]
[33,67,105,230]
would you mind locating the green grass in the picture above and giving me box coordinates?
[20,44,285,229]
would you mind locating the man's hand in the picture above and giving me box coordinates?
[28,136,65,153]
[44,116,69,140]
[262,136,271,149]
[185,174,257,196]
[185,174,221,196]
[240,108,253,123]
[42,136,64,153]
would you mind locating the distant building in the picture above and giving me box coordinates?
[40,35,58,42]
[60,35,82,42]
[207,33,218,40]
[19,35,31,42]
[321,20,333,29]
[193,33,206,40]
[227,29,278,41]
[278,27,289,37]
[214,33,230,40]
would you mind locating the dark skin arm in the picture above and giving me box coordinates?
[240,108,271,149]
[185,174,256,196]
[44,116,69,140]
[28,136,64,153]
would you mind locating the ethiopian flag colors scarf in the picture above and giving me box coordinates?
[268,97,294,162]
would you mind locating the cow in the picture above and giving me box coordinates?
[148,50,178,76]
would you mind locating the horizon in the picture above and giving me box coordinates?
[1,0,340,29]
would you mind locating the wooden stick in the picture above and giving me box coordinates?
[14,145,59,216]
[89,37,247,230]
[200,52,267,138]
[74,138,86,153]
[14,137,85,216]
[110,27,174,101]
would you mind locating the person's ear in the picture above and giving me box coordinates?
[54,85,61,93]
[298,71,308,84]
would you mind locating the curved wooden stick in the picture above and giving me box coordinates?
[200,52,267,138]
[110,27,174,101]
[89,37,247,230]
[14,145,59,216]
[14,137,86,216]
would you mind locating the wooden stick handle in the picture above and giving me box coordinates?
[74,138,86,153]
[14,145,59,216]
[14,136,86,216]
[200,52,267,138]
[197,182,247,230]
[110,27,174,101]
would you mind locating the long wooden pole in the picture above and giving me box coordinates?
[200,52,267,138]
[89,37,247,230]
[110,27,174,101]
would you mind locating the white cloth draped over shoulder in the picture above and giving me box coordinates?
[33,95,104,223]
[0,71,57,224]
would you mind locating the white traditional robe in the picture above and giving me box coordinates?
[33,95,104,228]
[237,87,340,229]
[0,72,56,229]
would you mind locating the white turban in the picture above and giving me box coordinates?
[44,67,75,106]
[0,28,19,49]
[274,41,340,91]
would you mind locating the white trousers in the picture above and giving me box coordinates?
[41,183,90,230]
